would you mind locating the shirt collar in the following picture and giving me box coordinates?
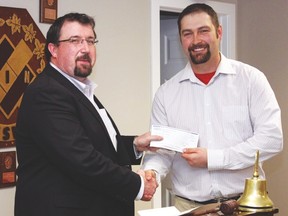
[49,62,97,98]
[179,53,236,84]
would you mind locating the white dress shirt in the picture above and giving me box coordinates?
[142,54,283,201]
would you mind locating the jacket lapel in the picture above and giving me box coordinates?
[45,65,116,152]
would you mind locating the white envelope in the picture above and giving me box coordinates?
[138,206,199,216]
[150,125,199,152]
[138,206,180,216]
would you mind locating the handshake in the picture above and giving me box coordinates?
[133,132,163,201]
[137,169,159,201]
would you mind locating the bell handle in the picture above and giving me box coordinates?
[253,150,259,178]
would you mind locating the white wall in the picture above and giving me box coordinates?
[0,0,152,215]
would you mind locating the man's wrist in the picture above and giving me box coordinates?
[133,136,141,152]
[133,136,138,146]
[151,169,160,184]
[135,175,144,200]
[133,136,143,159]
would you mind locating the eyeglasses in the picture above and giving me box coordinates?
[58,36,99,46]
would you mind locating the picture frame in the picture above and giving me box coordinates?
[0,151,16,188]
[39,0,58,24]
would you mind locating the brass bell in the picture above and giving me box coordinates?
[237,150,274,212]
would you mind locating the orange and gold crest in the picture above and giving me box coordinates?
[0,7,47,148]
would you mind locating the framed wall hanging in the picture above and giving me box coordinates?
[40,0,58,24]
[0,6,47,149]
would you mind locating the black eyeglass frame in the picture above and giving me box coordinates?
[57,37,99,46]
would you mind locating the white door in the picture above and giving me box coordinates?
[160,17,186,84]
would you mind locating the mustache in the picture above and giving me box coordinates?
[76,54,91,63]
[188,43,209,52]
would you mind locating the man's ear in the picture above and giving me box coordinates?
[216,25,223,40]
[48,43,58,58]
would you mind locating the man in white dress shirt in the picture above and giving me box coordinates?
[142,3,283,212]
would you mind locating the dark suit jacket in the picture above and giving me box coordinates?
[15,64,142,216]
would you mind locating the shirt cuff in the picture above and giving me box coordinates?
[207,149,224,170]
[152,169,161,184]
[135,175,144,200]
[133,142,143,159]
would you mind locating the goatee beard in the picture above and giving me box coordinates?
[189,51,211,64]
[188,43,211,64]
[74,54,92,78]
[74,65,92,78]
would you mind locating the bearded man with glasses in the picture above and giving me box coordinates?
[14,12,162,216]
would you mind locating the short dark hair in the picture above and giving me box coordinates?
[177,3,220,35]
[44,13,96,62]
